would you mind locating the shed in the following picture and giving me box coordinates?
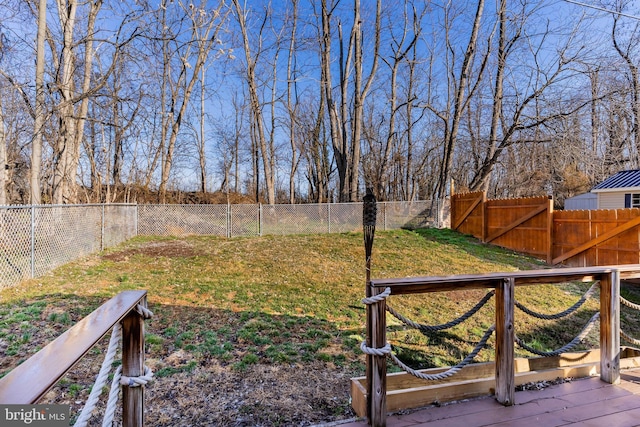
[564,192,597,210]
[591,169,640,209]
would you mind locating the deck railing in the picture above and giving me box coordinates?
[362,266,640,427]
[0,290,151,426]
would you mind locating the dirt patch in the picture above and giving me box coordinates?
[144,362,355,426]
[1,297,360,426]
[38,356,356,426]
[103,241,201,261]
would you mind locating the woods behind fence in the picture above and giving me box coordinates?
[0,201,438,290]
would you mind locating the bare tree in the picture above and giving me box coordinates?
[430,0,488,202]
[300,92,331,203]
[157,0,229,203]
[0,90,6,205]
[369,1,422,200]
[286,0,301,203]
[319,0,381,202]
[30,0,46,204]
[467,4,588,192]
[611,1,640,165]
[198,65,207,193]
[50,0,105,204]
[232,0,277,204]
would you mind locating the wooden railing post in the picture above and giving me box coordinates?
[600,270,620,384]
[368,286,387,427]
[122,298,147,426]
[495,277,515,406]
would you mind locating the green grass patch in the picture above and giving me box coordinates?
[0,228,618,375]
[155,360,198,378]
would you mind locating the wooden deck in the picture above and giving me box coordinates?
[337,369,640,427]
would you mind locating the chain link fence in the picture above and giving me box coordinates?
[0,204,136,290]
[0,200,446,289]
[137,200,443,237]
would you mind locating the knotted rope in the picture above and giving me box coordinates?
[362,287,391,305]
[621,296,640,312]
[102,365,155,426]
[360,287,392,357]
[74,323,122,427]
[360,341,392,357]
[387,291,494,333]
[621,329,640,347]
[515,312,600,357]
[75,304,154,427]
[136,304,154,319]
[515,282,599,320]
[388,325,495,381]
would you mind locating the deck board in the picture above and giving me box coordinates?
[335,369,640,427]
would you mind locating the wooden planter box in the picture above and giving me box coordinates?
[350,347,640,417]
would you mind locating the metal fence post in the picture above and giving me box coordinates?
[259,204,262,237]
[134,204,139,237]
[227,204,231,238]
[101,204,105,251]
[327,203,331,234]
[383,202,387,231]
[30,205,35,279]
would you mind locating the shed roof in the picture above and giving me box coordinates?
[592,169,640,191]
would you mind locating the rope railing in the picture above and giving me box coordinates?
[621,295,640,311]
[621,329,640,347]
[74,323,123,427]
[359,265,640,426]
[75,303,154,427]
[362,280,602,383]
[387,291,494,333]
[510,281,599,357]
[620,295,640,346]
[358,199,640,427]
[514,281,599,320]
[388,326,495,381]
[361,288,494,382]
[514,312,600,357]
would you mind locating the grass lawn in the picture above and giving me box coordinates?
[1,228,638,426]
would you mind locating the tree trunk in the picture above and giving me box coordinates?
[435,0,485,200]
[199,66,207,194]
[349,0,380,202]
[0,97,7,205]
[320,0,348,202]
[232,0,276,204]
[31,0,47,205]
[472,0,505,192]
[287,0,299,204]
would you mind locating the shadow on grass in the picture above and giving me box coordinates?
[0,292,365,426]
[413,228,547,270]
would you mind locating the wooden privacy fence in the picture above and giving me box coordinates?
[451,191,640,266]
[0,290,152,427]
[358,265,640,427]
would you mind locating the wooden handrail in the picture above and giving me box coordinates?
[0,290,147,405]
[370,265,640,294]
